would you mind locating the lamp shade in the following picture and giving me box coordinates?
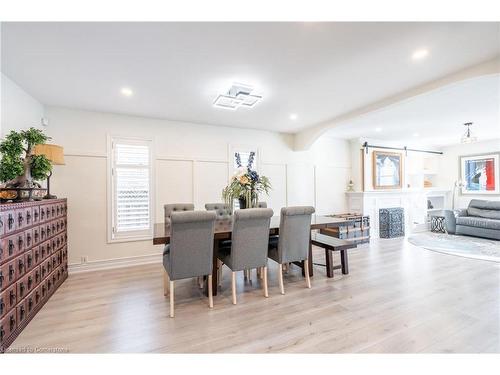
[33,144,65,165]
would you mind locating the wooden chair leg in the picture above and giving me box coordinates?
[208,274,213,308]
[163,270,170,296]
[231,271,237,305]
[263,266,268,298]
[278,264,285,295]
[304,259,311,289]
[259,267,264,280]
[198,276,204,289]
[169,280,175,318]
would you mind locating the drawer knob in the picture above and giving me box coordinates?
[9,290,16,305]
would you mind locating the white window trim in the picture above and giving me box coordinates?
[107,135,155,243]
[227,144,261,179]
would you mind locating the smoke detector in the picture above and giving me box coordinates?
[213,83,262,110]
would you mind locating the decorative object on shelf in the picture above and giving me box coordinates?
[452,180,464,210]
[379,207,405,238]
[33,144,65,199]
[460,122,478,144]
[0,128,53,201]
[222,151,271,211]
[346,179,355,192]
[460,153,499,195]
[372,151,403,189]
[427,199,434,209]
[424,179,433,188]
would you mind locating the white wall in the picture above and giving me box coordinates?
[42,107,351,267]
[436,139,500,208]
[0,73,45,136]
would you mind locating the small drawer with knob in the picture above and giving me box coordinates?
[17,274,29,300]
[0,283,17,319]
[4,210,17,234]
[33,225,41,246]
[0,310,17,346]
[15,209,26,231]
[25,249,34,273]
[32,206,40,225]
[24,207,33,227]
[32,245,41,267]
[16,298,28,327]
[15,254,26,279]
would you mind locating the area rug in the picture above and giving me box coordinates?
[407,232,500,262]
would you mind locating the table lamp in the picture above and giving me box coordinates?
[33,144,65,199]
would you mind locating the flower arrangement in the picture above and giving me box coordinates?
[222,151,271,211]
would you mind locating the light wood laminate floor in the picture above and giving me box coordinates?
[10,237,500,353]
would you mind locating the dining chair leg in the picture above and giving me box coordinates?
[163,270,170,296]
[198,276,204,289]
[304,259,311,289]
[217,259,223,286]
[259,267,264,280]
[208,274,213,308]
[278,264,285,295]
[169,280,175,318]
[263,266,269,298]
[231,271,237,305]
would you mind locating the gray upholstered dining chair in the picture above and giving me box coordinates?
[205,203,231,220]
[163,210,217,318]
[164,203,194,224]
[268,206,315,294]
[217,208,274,304]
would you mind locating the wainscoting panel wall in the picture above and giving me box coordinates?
[193,161,229,209]
[260,163,287,212]
[155,159,194,222]
[315,165,350,215]
[286,164,315,207]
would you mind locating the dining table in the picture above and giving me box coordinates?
[153,214,352,296]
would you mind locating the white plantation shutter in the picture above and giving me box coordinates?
[111,139,153,240]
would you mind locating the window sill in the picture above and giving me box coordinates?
[107,235,153,244]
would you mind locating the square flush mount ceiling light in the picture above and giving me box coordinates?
[213,83,262,110]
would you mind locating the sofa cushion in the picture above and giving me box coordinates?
[467,207,500,220]
[456,216,500,230]
[467,199,500,220]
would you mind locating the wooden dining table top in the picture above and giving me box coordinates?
[152,215,351,245]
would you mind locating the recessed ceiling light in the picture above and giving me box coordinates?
[375,127,382,132]
[413,132,420,137]
[290,114,298,120]
[121,87,133,97]
[412,49,429,60]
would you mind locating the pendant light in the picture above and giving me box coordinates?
[461,122,477,144]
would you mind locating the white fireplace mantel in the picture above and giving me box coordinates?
[346,189,450,237]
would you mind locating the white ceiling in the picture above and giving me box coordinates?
[1,22,500,133]
[324,74,500,148]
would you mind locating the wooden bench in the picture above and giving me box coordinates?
[310,232,357,278]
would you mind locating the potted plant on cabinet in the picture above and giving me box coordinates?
[0,127,53,201]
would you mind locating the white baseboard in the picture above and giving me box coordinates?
[69,253,162,274]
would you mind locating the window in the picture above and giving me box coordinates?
[109,137,153,241]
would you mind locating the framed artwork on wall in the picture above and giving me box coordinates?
[372,151,403,189]
[460,153,499,195]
